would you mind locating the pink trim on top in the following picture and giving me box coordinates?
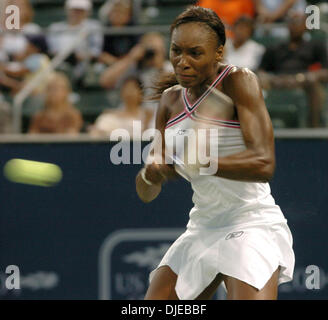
[165,65,234,129]
[165,113,190,129]
[165,110,185,125]
[193,111,240,123]
[189,112,240,129]
[183,65,232,111]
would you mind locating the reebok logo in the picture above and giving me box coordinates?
[225,231,244,240]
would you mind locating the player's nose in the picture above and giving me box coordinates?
[176,54,190,69]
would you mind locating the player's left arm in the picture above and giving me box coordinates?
[135,88,178,203]
[213,67,275,182]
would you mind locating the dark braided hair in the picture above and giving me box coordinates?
[151,6,226,99]
[170,6,226,47]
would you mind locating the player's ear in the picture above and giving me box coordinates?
[215,45,224,63]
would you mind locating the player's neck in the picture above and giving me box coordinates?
[188,66,221,99]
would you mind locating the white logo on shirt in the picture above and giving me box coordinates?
[225,231,244,240]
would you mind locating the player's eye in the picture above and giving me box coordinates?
[171,47,181,55]
[190,50,201,57]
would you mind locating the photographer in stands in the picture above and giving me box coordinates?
[257,12,328,128]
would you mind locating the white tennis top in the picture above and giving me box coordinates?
[164,66,286,230]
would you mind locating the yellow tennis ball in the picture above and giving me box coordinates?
[4,159,62,187]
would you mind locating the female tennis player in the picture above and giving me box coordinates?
[135,6,295,300]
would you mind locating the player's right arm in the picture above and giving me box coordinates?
[135,88,177,203]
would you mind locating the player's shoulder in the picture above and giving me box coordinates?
[162,84,183,104]
[163,84,183,95]
[156,84,183,120]
[227,65,256,78]
[224,65,258,86]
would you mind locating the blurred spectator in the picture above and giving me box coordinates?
[98,0,139,66]
[258,13,328,128]
[0,33,21,94]
[0,0,41,59]
[3,34,52,96]
[197,0,255,37]
[100,32,172,91]
[89,76,153,137]
[0,70,21,94]
[0,93,13,133]
[254,0,307,24]
[29,72,83,133]
[47,0,103,78]
[224,16,265,71]
[100,32,172,125]
[98,0,115,24]
[98,0,140,24]
[0,57,22,94]
[0,34,9,63]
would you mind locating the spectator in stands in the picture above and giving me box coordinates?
[89,76,153,137]
[197,0,255,37]
[0,34,22,94]
[254,0,307,24]
[0,0,41,59]
[3,34,52,96]
[100,32,172,124]
[0,93,13,133]
[0,45,21,94]
[100,32,171,89]
[257,12,328,128]
[29,72,83,133]
[0,34,9,63]
[47,0,103,79]
[98,0,139,66]
[0,33,53,99]
[0,70,21,94]
[224,16,265,71]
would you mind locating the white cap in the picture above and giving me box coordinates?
[66,0,92,11]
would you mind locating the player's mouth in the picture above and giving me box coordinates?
[177,74,195,81]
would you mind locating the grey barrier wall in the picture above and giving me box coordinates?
[0,135,327,299]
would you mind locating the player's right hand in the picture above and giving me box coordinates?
[145,163,177,185]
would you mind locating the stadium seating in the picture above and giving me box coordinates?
[7,1,328,132]
[264,89,308,128]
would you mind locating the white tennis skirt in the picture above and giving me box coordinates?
[149,222,295,300]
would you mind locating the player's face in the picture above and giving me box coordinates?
[170,22,223,88]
